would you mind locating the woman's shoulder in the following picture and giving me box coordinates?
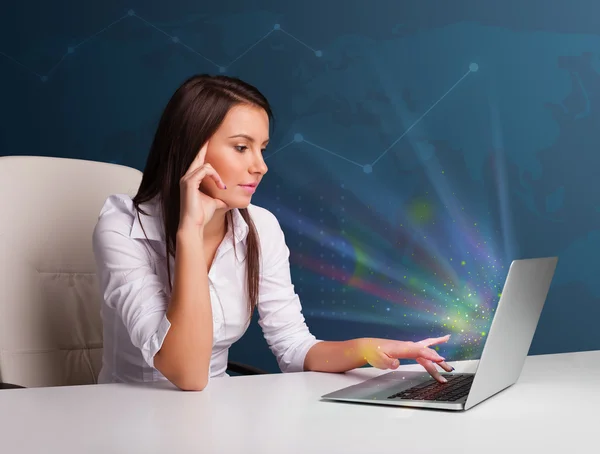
[245,204,289,269]
[98,194,136,220]
[93,194,138,238]
[246,203,282,235]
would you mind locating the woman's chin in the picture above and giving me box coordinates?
[221,197,251,210]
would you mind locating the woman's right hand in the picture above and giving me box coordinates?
[178,141,228,233]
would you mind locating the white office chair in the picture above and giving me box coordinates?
[0,156,143,388]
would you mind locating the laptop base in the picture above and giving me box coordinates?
[321,370,471,411]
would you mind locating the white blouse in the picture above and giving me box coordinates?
[92,194,321,385]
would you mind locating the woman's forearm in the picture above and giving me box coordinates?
[153,228,213,391]
[303,338,372,373]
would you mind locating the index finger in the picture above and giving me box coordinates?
[187,141,209,174]
[417,334,451,348]
[387,341,445,362]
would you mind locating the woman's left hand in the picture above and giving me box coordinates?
[359,335,454,383]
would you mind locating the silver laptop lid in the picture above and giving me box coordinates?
[464,257,558,410]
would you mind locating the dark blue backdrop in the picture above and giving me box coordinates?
[2,0,598,372]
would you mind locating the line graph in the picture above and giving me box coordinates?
[1,8,478,171]
[265,63,479,172]
[0,9,322,82]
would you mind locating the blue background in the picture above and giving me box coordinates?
[2,0,598,373]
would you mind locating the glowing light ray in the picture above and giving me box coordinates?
[343,232,445,296]
[370,59,499,286]
[274,194,495,306]
[295,251,496,340]
[391,219,463,287]
[489,99,516,263]
[402,142,497,284]
[293,254,441,314]
[276,199,502,325]
[297,241,492,320]
[312,309,491,347]
[275,204,424,286]
[325,187,466,287]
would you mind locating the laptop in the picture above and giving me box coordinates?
[321,257,558,411]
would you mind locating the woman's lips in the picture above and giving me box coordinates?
[238,184,257,194]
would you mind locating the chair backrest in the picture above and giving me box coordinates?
[0,156,143,387]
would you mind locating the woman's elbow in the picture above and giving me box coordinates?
[154,351,209,391]
[175,375,209,392]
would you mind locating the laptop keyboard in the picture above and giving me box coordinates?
[387,373,474,402]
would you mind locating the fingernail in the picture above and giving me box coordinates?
[451,366,455,371]
[441,377,448,383]
[223,184,227,189]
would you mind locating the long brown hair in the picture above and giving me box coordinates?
[132,74,273,316]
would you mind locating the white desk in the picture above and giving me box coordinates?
[1,350,598,453]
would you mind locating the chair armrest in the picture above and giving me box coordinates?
[226,361,268,375]
[0,382,25,390]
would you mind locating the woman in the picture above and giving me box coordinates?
[92,74,453,391]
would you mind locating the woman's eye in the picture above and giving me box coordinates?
[235,145,247,152]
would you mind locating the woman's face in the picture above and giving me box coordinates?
[199,103,269,209]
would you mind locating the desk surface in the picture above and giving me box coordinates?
[1,350,598,454]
